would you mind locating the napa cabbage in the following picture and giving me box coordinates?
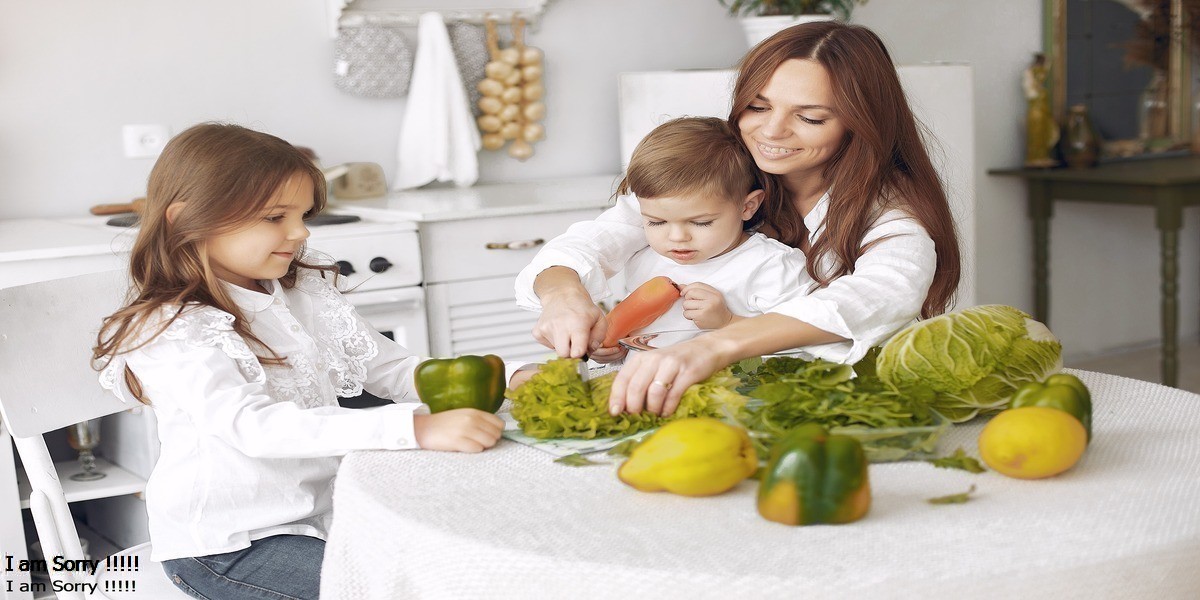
[876,305,1062,422]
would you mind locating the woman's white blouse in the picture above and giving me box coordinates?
[514,192,937,364]
[99,269,433,561]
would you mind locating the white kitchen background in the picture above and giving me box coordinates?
[1,0,1197,362]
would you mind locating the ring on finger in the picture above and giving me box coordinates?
[651,380,672,391]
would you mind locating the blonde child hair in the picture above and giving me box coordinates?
[93,122,333,403]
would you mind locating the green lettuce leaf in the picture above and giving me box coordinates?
[506,358,747,439]
[877,305,1062,422]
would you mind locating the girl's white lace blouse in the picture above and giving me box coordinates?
[99,268,428,561]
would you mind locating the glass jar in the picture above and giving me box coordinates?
[1139,70,1169,142]
[1063,104,1100,169]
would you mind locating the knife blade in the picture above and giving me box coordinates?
[577,354,591,392]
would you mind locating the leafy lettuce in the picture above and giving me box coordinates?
[876,304,1062,422]
[506,358,746,439]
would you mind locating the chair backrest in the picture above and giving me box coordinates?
[0,270,134,600]
[0,270,135,436]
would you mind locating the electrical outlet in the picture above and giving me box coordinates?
[122,124,170,158]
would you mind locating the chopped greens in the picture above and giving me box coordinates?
[554,453,605,467]
[507,358,747,440]
[733,353,942,461]
[928,448,987,473]
[928,484,977,505]
[606,438,642,458]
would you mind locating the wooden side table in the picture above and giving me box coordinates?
[991,155,1200,387]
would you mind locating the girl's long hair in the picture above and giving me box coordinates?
[92,123,331,403]
[729,21,961,318]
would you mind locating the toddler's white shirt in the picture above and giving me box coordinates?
[514,191,937,363]
[99,268,514,561]
[615,233,808,335]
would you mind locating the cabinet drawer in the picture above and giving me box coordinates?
[420,209,600,284]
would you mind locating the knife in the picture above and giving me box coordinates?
[577,354,591,392]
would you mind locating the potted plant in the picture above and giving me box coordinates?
[720,0,868,48]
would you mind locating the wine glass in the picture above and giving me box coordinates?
[67,419,106,481]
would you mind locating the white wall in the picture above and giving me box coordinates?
[0,0,747,218]
[1,0,1195,359]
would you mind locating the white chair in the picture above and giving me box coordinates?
[0,271,189,599]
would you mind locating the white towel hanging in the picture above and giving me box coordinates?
[394,11,481,189]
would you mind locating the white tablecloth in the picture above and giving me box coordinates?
[320,370,1200,599]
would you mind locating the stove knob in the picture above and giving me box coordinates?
[335,260,355,277]
[369,257,394,273]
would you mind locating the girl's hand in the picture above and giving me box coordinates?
[413,409,504,453]
[531,287,608,358]
[607,338,731,417]
[679,282,735,330]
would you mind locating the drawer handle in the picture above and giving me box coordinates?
[485,238,544,250]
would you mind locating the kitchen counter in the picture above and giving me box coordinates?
[0,219,136,263]
[330,175,620,222]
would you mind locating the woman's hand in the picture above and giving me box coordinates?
[679,282,736,330]
[607,337,734,417]
[413,409,504,453]
[531,267,607,358]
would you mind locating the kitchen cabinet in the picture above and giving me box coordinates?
[420,208,602,363]
[330,175,619,363]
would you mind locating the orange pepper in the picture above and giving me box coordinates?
[601,276,681,347]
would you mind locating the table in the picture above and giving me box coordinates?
[321,370,1200,600]
[990,156,1200,387]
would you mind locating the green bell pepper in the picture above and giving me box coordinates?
[414,354,506,414]
[1009,373,1092,441]
[756,423,871,526]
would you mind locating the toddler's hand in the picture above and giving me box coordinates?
[413,409,504,453]
[589,344,628,364]
[679,283,734,330]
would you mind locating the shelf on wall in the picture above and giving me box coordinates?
[328,0,551,37]
[17,457,146,510]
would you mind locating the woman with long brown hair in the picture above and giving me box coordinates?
[514,21,961,416]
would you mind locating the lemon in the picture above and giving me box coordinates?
[618,417,758,496]
[978,406,1087,479]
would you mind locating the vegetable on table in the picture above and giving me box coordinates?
[505,358,746,439]
[978,406,1087,479]
[877,304,1063,423]
[618,417,758,497]
[757,423,871,526]
[734,353,942,462]
[414,354,506,414]
[601,276,681,347]
[928,484,976,505]
[1009,373,1092,441]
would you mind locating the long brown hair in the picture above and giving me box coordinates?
[729,21,961,318]
[92,123,331,403]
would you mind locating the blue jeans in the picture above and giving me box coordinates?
[161,535,325,600]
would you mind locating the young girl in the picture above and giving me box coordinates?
[92,123,507,600]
